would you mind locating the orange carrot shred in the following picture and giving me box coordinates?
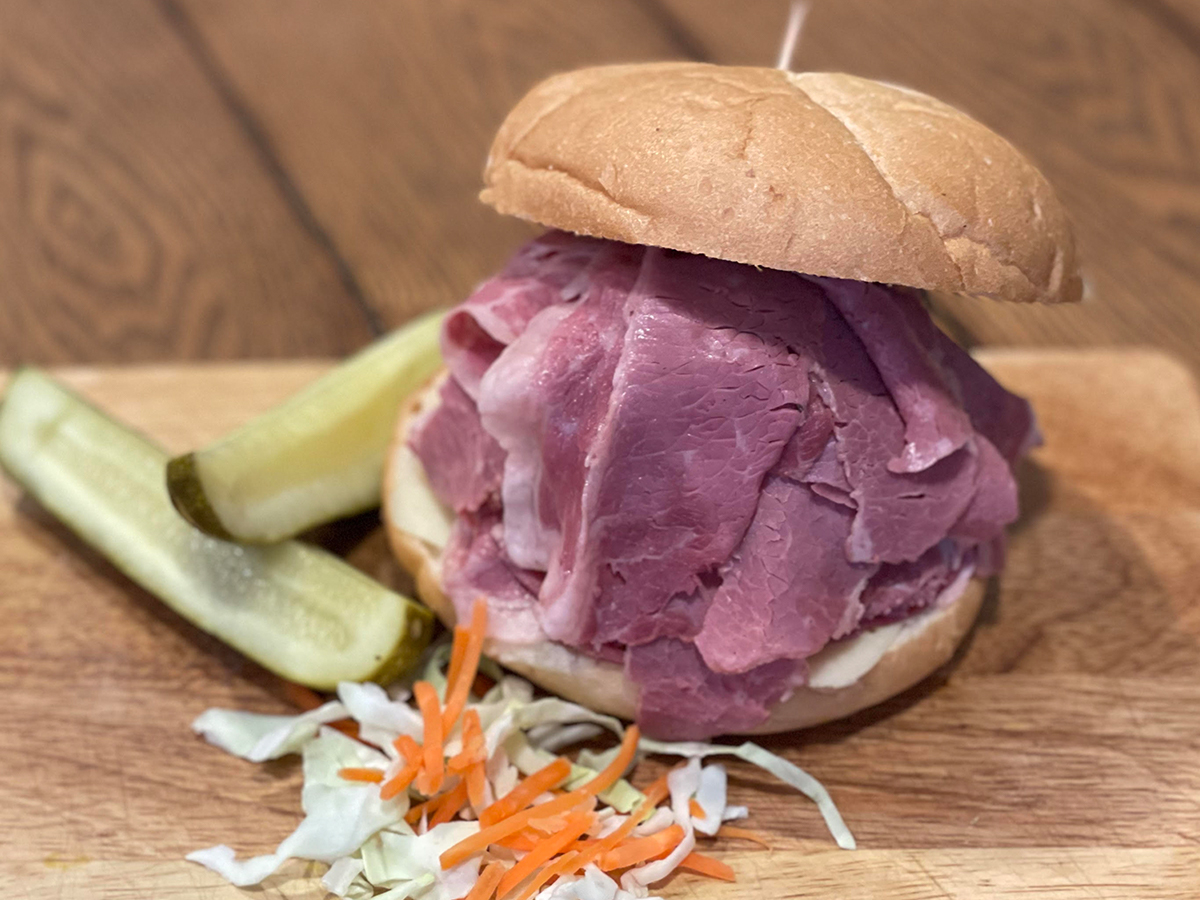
[597,824,685,872]
[440,790,595,870]
[497,829,540,853]
[465,860,508,900]
[380,759,421,801]
[479,757,573,828]
[448,709,486,774]
[715,825,771,849]
[430,779,470,827]
[467,760,488,810]
[689,798,705,819]
[641,773,671,810]
[338,767,383,784]
[495,810,595,898]
[512,849,583,900]
[578,725,640,798]
[393,734,421,763]
[442,599,488,733]
[678,851,736,882]
[446,625,468,697]
[413,681,444,796]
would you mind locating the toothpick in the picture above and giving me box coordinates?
[775,1,811,71]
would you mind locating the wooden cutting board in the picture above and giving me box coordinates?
[3,349,1200,899]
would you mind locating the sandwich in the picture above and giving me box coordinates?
[382,62,1081,741]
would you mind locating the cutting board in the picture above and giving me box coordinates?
[4,349,1200,899]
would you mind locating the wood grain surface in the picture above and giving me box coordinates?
[3,351,1199,898]
[2,1,1200,369]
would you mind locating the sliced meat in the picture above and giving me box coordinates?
[417,232,1037,739]
[813,303,981,565]
[544,252,823,648]
[440,506,546,645]
[695,476,876,674]
[442,231,606,398]
[479,243,642,575]
[858,541,963,626]
[627,637,797,740]
[408,378,506,513]
[817,278,973,473]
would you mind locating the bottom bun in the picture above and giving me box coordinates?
[383,373,985,735]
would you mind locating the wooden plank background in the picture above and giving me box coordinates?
[1,0,1199,367]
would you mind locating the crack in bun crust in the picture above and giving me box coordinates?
[481,63,1081,306]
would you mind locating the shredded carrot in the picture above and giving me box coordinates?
[597,824,685,872]
[448,709,486,774]
[465,860,508,900]
[413,681,445,795]
[678,851,736,882]
[569,803,646,872]
[479,757,573,827]
[640,773,671,810]
[405,796,438,826]
[715,825,771,849]
[381,759,421,801]
[578,725,640,798]
[512,849,582,900]
[440,790,595,870]
[442,600,488,733]
[430,779,471,827]
[381,734,423,800]
[467,760,488,810]
[446,625,468,698]
[281,681,323,711]
[689,798,705,819]
[496,829,540,852]
[338,767,383,784]
[496,809,595,898]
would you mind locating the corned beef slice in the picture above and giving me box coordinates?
[411,232,1032,738]
[408,378,505,513]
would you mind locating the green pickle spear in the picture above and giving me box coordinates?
[168,309,444,543]
[0,368,435,689]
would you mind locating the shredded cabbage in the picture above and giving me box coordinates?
[188,642,855,898]
[188,727,409,885]
[638,737,856,850]
[191,700,348,762]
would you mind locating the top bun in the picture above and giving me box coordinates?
[481,63,1082,305]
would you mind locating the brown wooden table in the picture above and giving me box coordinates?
[5,3,1200,899]
[2,0,1199,369]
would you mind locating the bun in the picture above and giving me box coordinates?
[481,63,1081,306]
[383,376,985,734]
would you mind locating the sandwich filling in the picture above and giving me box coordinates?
[411,231,1036,739]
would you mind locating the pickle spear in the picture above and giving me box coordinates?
[168,309,444,543]
[0,368,435,689]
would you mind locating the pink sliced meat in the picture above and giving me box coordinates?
[442,231,606,398]
[817,278,974,473]
[408,378,505,513]
[695,476,876,674]
[548,252,822,647]
[413,232,1036,739]
[440,506,547,644]
[627,637,797,740]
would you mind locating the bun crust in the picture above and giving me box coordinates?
[482,63,1081,306]
[383,375,985,735]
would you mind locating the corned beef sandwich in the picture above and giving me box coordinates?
[383,63,1082,740]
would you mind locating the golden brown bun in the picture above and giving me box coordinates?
[481,63,1081,306]
[383,374,985,735]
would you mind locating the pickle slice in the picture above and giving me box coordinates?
[0,368,435,689]
[168,309,444,543]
